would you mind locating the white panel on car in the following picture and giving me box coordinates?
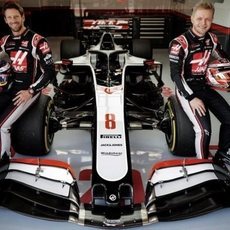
[96,86,128,181]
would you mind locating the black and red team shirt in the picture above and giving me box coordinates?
[169,29,229,101]
[0,28,55,94]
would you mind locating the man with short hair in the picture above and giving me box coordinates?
[0,1,55,160]
[169,0,230,164]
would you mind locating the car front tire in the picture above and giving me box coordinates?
[12,95,55,156]
[164,95,196,156]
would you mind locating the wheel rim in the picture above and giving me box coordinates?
[44,100,55,152]
[165,101,176,151]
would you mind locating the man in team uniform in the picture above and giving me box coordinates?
[169,0,230,163]
[0,1,55,160]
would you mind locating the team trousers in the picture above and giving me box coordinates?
[0,92,40,157]
[176,87,230,159]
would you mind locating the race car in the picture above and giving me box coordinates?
[1,27,230,228]
[11,29,195,158]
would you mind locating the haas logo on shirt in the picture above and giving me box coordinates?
[11,50,28,73]
[190,51,211,74]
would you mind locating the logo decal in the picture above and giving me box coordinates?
[21,40,29,47]
[11,50,28,72]
[190,51,211,74]
[104,87,113,94]
[39,41,50,54]
[100,134,122,138]
[101,152,122,156]
[170,44,181,55]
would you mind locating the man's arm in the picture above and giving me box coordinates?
[169,39,206,116]
[29,36,55,94]
[169,39,195,101]
[13,36,55,106]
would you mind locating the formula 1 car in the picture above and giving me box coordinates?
[12,27,196,158]
[1,23,230,228]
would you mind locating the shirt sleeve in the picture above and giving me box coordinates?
[169,39,195,101]
[30,36,55,92]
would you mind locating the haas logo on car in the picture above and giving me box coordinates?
[104,87,113,94]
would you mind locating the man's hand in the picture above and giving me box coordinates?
[161,86,173,97]
[189,97,206,116]
[13,90,32,106]
[42,85,52,95]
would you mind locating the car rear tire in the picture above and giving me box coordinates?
[164,95,196,156]
[131,39,152,59]
[60,39,84,59]
[12,95,55,156]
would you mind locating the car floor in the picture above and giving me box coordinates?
[0,39,229,230]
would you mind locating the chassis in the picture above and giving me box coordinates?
[12,30,195,157]
[1,28,230,228]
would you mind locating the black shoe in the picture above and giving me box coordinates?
[0,152,10,165]
[213,151,230,171]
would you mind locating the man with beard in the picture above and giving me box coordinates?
[0,1,55,160]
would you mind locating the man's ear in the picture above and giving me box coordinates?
[190,15,194,25]
[22,14,25,23]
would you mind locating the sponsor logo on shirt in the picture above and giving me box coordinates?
[170,44,181,55]
[21,40,29,47]
[39,41,51,54]
[190,51,211,74]
[11,50,28,73]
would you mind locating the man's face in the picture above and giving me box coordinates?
[191,8,213,37]
[4,8,25,35]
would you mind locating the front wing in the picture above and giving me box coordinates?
[0,158,230,228]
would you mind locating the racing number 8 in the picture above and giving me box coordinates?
[105,113,116,129]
